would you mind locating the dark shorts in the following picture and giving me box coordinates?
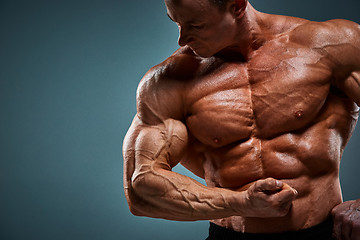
[206,218,334,240]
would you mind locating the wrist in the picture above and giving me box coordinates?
[227,190,249,216]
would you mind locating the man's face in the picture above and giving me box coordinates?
[165,0,236,58]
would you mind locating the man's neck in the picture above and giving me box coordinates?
[219,4,271,61]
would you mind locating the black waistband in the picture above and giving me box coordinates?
[207,218,334,240]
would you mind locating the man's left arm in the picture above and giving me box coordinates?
[328,19,360,107]
[324,19,360,240]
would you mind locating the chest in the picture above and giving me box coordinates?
[184,43,333,147]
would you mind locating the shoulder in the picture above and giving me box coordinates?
[136,47,201,124]
[289,19,360,49]
[287,19,360,104]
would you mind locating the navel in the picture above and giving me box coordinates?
[213,138,220,144]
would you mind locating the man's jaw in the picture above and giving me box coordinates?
[187,44,216,58]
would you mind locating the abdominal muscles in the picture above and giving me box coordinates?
[202,121,343,233]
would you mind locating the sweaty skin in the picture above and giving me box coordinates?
[123,0,360,237]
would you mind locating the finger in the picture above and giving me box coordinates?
[272,187,298,204]
[333,201,355,215]
[269,182,298,201]
[348,210,360,240]
[281,183,298,196]
[335,208,360,240]
[255,178,283,192]
[332,201,356,240]
[338,208,358,240]
[341,210,353,240]
[266,189,296,216]
[351,211,360,240]
[333,213,344,240]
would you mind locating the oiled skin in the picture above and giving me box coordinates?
[123,3,360,234]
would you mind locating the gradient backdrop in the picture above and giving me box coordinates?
[1,0,359,239]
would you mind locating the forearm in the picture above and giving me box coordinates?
[130,164,246,221]
[124,117,252,220]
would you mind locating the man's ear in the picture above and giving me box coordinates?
[229,0,248,19]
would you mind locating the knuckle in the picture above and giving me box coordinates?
[248,187,260,198]
[250,181,259,191]
[265,177,275,182]
[333,212,344,224]
[331,207,337,216]
[331,209,345,219]
[332,204,345,216]
[343,216,351,225]
[247,187,254,195]
[341,214,357,228]
[247,190,260,203]
[265,177,276,185]
[256,179,266,187]
[338,211,348,220]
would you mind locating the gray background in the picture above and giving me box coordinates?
[0,0,359,239]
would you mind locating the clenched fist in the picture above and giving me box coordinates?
[244,178,298,218]
[332,199,360,240]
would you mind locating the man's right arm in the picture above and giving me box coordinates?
[123,115,298,220]
[122,62,298,221]
[123,115,244,220]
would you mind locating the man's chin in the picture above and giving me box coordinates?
[190,47,214,58]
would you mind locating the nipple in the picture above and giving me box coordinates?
[294,110,304,120]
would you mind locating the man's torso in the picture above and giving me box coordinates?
[148,19,359,233]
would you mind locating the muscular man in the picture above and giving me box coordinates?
[123,0,360,239]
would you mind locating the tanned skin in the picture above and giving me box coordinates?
[123,0,360,239]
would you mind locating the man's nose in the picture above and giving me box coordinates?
[178,26,190,47]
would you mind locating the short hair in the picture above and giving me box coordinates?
[208,0,232,10]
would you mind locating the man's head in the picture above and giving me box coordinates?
[165,0,248,58]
